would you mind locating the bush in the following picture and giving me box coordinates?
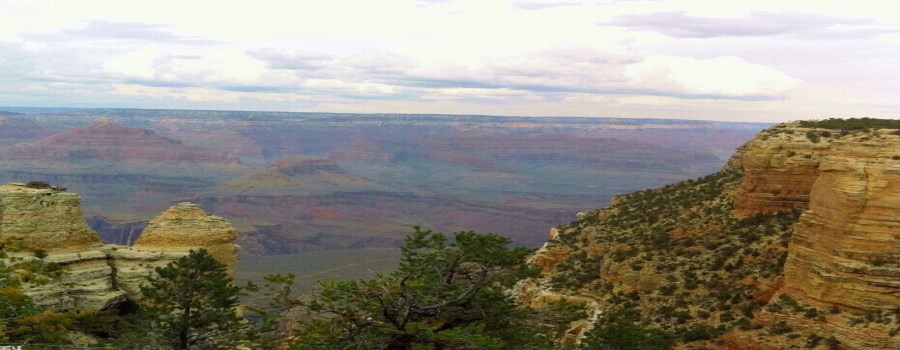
[25,180,51,189]
[805,131,820,143]
[770,321,792,335]
[804,308,819,319]
[798,118,900,131]
[33,249,48,259]
[826,336,840,350]
[581,318,674,349]
[23,180,65,191]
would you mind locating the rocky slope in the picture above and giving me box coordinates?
[0,183,239,310]
[518,120,899,349]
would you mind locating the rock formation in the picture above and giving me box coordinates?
[0,184,100,251]
[731,131,828,217]
[778,130,899,311]
[0,183,239,310]
[728,127,900,349]
[519,121,900,349]
[134,202,239,275]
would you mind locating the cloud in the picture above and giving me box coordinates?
[624,56,801,99]
[248,50,338,71]
[605,11,898,39]
[104,47,280,87]
[1,1,897,121]
[65,21,216,44]
[512,0,651,11]
[513,0,585,10]
[248,45,798,101]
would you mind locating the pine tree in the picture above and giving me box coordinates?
[289,227,577,350]
[135,249,246,350]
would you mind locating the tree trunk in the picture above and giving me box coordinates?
[178,305,191,350]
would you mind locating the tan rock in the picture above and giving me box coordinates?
[732,127,831,217]
[0,184,100,251]
[134,202,239,275]
[1,187,241,310]
[780,133,900,311]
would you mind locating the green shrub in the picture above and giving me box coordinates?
[770,321,792,335]
[25,180,51,189]
[805,131,820,143]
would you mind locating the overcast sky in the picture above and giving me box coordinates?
[1,0,898,122]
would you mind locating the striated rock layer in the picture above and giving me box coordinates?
[0,184,100,251]
[778,131,900,311]
[725,126,900,349]
[0,184,239,310]
[731,132,827,217]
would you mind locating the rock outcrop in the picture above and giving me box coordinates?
[0,184,239,310]
[519,120,900,349]
[778,130,899,311]
[0,184,100,251]
[134,202,239,275]
[731,130,828,217]
[727,127,900,349]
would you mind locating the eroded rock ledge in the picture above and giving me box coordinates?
[0,183,239,310]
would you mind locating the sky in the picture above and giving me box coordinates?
[1,0,899,122]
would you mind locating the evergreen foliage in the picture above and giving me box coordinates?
[287,227,575,350]
[580,309,674,350]
[797,117,900,131]
[127,249,248,350]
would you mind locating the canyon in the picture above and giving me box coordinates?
[0,115,896,348]
[0,108,766,259]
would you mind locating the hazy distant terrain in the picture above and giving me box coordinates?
[0,108,769,255]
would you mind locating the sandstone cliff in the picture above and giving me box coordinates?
[0,184,239,310]
[0,184,100,251]
[519,120,899,349]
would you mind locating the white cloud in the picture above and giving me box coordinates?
[0,0,897,121]
[625,56,802,98]
[104,47,162,79]
[104,47,276,87]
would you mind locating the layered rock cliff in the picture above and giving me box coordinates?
[519,120,899,349]
[0,184,100,251]
[0,184,239,310]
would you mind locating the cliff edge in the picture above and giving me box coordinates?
[519,119,899,349]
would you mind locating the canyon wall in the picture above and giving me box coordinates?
[731,127,899,311]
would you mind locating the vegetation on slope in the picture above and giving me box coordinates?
[797,117,900,131]
[541,168,803,347]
